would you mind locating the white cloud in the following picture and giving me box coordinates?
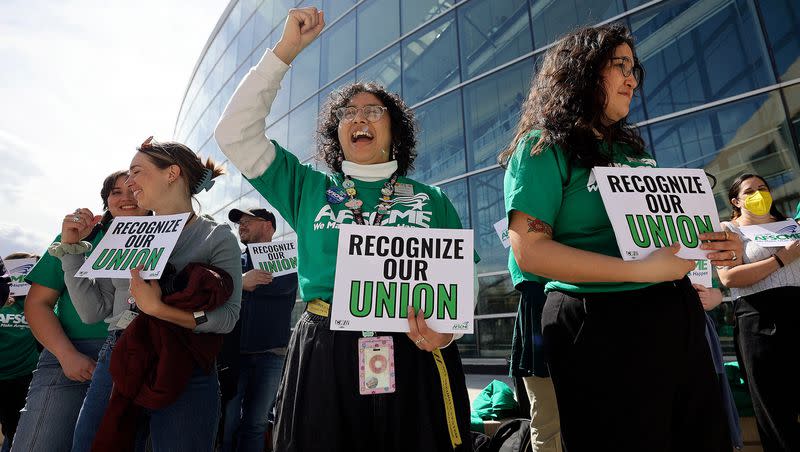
[0,0,226,251]
[0,222,52,258]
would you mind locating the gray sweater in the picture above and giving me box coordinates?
[62,215,242,334]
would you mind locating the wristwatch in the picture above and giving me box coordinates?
[193,310,208,326]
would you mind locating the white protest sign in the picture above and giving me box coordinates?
[593,167,720,261]
[494,217,510,249]
[75,213,190,279]
[688,259,712,287]
[247,240,298,277]
[331,224,474,334]
[5,258,37,297]
[739,220,800,247]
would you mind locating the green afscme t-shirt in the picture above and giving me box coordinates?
[0,297,39,379]
[25,233,109,340]
[504,130,657,293]
[247,141,475,304]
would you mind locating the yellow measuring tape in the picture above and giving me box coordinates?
[306,299,460,447]
[432,349,462,448]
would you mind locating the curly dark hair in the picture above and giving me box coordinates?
[499,23,647,168]
[318,83,417,176]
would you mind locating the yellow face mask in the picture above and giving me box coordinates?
[743,190,772,216]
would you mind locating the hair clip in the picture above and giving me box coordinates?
[193,168,215,194]
[140,136,155,149]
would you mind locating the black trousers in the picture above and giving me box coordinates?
[273,309,472,452]
[735,286,800,452]
[542,278,729,452]
[0,373,32,448]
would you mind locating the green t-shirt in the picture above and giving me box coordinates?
[504,130,657,293]
[25,233,109,340]
[247,142,471,303]
[0,297,39,379]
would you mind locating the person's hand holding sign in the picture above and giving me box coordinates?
[699,231,743,267]
[242,269,273,291]
[61,208,101,244]
[776,240,800,266]
[129,265,164,316]
[407,307,454,352]
[636,242,696,282]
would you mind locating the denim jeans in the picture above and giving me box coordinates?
[146,366,221,452]
[222,352,284,452]
[71,332,118,452]
[11,339,104,452]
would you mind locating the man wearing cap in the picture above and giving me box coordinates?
[222,207,298,452]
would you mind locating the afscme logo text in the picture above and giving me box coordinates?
[0,314,28,325]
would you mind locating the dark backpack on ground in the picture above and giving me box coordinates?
[487,418,533,452]
[472,431,492,451]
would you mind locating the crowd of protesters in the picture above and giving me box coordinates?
[0,7,797,452]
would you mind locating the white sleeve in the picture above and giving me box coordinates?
[214,50,290,179]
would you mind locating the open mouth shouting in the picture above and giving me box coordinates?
[351,126,374,145]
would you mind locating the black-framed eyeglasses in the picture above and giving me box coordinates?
[334,105,388,123]
[609,56,643,83]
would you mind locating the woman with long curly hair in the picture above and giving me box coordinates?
[500,24,740,451]
[215,7,473,452]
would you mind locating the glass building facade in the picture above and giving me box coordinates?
[175,0,800,364]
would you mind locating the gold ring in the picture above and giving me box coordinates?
[414,337,425,345]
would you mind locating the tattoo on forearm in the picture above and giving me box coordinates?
[527,217,553,236]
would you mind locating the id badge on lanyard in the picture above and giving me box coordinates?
[358,336,396,395]
[116,296,140,329]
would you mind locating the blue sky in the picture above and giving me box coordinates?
[0,0,226,257]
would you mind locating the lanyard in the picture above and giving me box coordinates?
[328,172,399,338]
[337,172,399,226]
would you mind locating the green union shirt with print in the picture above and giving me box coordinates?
[25,233,109,340]
[504,130,658,293]
[247,142,471,304]
[0,297,39,379]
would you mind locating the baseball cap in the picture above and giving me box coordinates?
[228,207,276,227]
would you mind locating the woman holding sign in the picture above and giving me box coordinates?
[13,171,144,452]
[499,24,740,451]
[60,138,241,451]
[56,170,153,451]
[718,174,800,451]
[215,7,472,452]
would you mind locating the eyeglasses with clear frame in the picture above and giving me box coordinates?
[609,56,643,83]
[334,105,388,122]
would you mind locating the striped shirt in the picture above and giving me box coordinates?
[722,221,800,298]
